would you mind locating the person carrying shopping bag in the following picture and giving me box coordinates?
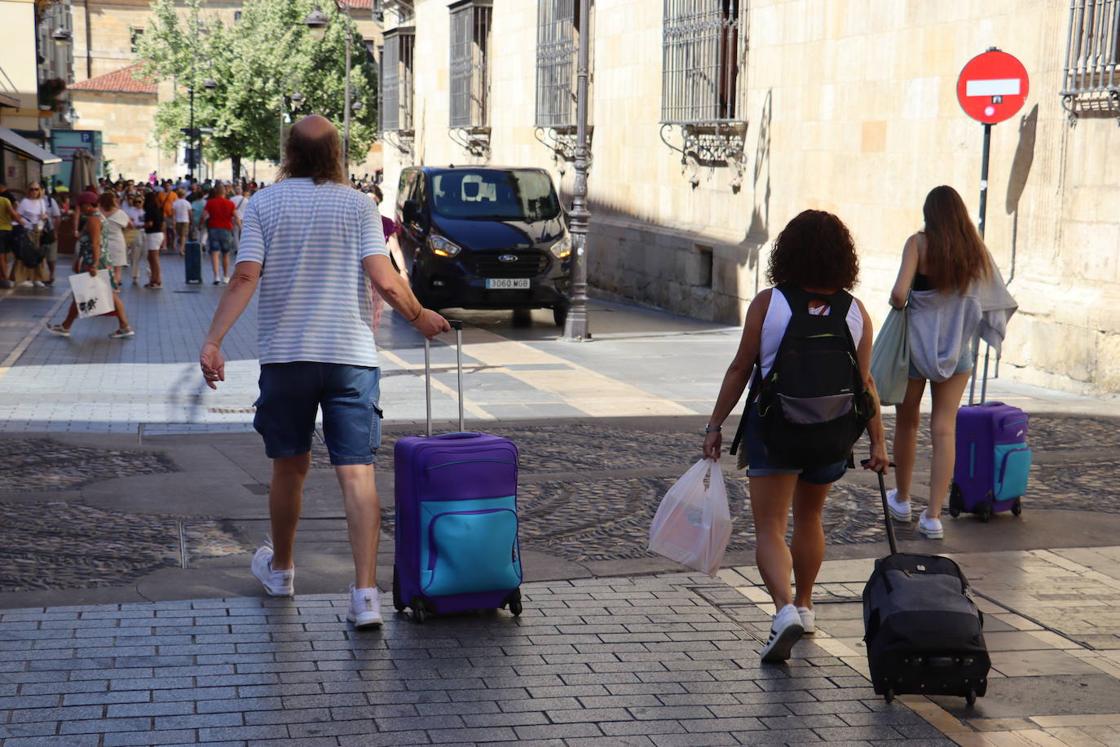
[703,210,889,663]
[46,191,134,339]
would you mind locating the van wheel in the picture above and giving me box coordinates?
[553,305,569,329]
[512,308,533,327]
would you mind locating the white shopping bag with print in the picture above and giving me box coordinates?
[648,460,732,577]
[68,271,114,318]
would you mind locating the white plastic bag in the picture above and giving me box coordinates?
[68,271,114,318]
[648,460,732,577]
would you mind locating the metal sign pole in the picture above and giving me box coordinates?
[968,122,993,406]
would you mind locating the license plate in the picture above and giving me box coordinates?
[485,278,531,290]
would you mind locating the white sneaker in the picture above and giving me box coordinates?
[347,585,383,629]
[886,489,912,523]
[221,276,229,285]
[918,509,944,539]
[797,606,816,635]
[251,545,294,597]
[760,604,804,663]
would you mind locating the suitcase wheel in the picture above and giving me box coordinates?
[410,597,430,624]
[506,589,523,617]
[1011,498,1023,517]
[965,689,977,707]
[978,503,992,523]
[392,567,405,613]
[948,484,962,518]
[884,688,894,704]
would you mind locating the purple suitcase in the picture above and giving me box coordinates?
[392,322,523,623]
[950,401,1031,522]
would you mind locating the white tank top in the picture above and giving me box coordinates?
[758,288,864,377]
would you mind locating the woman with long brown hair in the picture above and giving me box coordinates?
[886,185,992,538]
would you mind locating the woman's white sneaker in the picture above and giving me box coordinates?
[917,509,944,539]
[760,604,804,663]
[251,545,294,597]
[348,586,383,629]
[886,489,912,523]
[797,606,816,635]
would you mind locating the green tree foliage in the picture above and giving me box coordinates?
[138,0,378,168]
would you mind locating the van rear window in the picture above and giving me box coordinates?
[431,170,561,222]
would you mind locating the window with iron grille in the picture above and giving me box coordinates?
[449,0,493,129]
[1062,0,1120,96]
[380,27,415,132]
[130,27,145,54]
[535,0,579,128]
[661,0,747,125]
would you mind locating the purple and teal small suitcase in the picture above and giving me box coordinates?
[392,322,523,623]
[950,401,1031,522]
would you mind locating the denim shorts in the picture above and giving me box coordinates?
[908,343,975,380]
[253,363,383,466]
[208,228,233,254]
[743,404,847,485]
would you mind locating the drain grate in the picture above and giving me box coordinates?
[208,407,256,414]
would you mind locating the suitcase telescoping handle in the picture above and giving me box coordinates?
[861,459,899,556]
[423,320,465,438]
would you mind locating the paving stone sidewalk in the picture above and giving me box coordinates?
[4,546,1120,746]
[0,572,950,747]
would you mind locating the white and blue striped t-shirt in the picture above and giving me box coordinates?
[236,178,388,367]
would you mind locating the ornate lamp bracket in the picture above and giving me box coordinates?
[381,130,415,161]
[534,125,594,175]
[659,121,748,188]
[449,127,491,159]
[1061,89,1120,126]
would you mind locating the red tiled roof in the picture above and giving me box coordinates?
[71,64,157,95]
[343,0,372,8]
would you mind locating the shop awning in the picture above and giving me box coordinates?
[0,127,62,165]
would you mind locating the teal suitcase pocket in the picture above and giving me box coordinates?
[422,507,521,596]
[993,444,1032,501]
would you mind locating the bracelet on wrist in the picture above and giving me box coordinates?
[408,306,423,323]
[704,424,722,435]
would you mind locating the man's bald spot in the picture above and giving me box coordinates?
[292,115,338,141]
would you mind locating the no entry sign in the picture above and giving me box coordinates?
[957,49,1030,124]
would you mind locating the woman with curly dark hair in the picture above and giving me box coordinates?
[702,210,888,663]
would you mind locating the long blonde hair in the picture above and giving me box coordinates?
[922,186,992,293]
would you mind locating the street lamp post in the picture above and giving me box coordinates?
[187,79,217,181]
[563,0,592,341]
[305,3,354,176]
[188,86,196,180]
[279,90,305,161]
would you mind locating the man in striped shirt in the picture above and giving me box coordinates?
[200,115,449,629]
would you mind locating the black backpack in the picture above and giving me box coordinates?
[731,285,873,469]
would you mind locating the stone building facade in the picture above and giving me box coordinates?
[378,0,1120,394]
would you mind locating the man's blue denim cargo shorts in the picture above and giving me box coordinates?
[208,228,234,254]
[253,362,382,466]
[743,404,847,485]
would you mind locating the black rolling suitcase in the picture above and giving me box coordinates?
[184,240,202,284]
[862,464,990,705]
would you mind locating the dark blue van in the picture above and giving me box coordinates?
[395,166,571,327]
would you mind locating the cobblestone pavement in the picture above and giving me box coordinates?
[1,438,176,493]
[2,407,1119,593]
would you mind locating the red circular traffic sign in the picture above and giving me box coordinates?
[956,50,1029,125]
